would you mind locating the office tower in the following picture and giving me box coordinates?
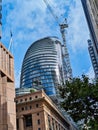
[88,40,98,77]
[20,37,71,96]
[15,90,78,130]
[0,43,16,130]
[81,0,98,79]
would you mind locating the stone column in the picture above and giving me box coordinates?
[50,116,54,130]
[54,120,57,130]
[0,76,7,130]
[19,116,24,130]
[52,119,56,130]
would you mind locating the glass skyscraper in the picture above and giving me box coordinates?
[20,37,66,96]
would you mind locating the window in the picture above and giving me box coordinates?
[29,97,32,100]
[16,100,18,104]
[30,106,32,109]
[25,115,32,127]
[37,113,39,116]
[38,119,40,125]
[36,104,39,108]
[20,99,23,102]
[35,95,38,98]
[25,98,27,101]
[21,107,24,111]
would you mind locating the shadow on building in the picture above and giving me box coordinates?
[0,100,15,130]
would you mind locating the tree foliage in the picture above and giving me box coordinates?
[59,75,98,129]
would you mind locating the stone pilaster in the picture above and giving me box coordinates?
[19,116,24,130]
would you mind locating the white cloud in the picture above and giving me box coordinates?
[2,0,93,86]
[67,0,90,52]
[2,0,61,87]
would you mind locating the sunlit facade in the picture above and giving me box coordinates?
[15,90,78,130]
[20,37,65,96]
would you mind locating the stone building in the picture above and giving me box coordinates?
[0,43,16,130]
[15,90,77,130]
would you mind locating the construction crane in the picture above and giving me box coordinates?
[43,0,72,80]
[8,30,13,53]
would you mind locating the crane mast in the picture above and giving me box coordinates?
[43,0,72,80]
[60,22,72,79]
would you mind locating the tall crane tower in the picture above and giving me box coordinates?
[43,0,72,80]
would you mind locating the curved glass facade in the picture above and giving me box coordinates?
[20,37,64,95]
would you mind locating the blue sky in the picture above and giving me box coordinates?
[2,0,94,87]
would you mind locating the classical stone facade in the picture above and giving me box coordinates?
[0,43,16,130]
[15,90,77,130]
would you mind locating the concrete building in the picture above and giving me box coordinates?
[15,90,77,130]
[88,40,98,77]
[0,43,16,130]
[20,37,72,96]
[81,0,98,79]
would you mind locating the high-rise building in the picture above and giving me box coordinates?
[20,37,72,96]
[15,90,78,130]
[0,43,16,130]
[88,40,98,77]
[20,37,64,95]
[81,0,98,79]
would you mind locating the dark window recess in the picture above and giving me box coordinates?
[30,106,32,109]
[20,99,23,102]
[36,104,39,108]
[35,96,38,98]
[21,107,24,111]
[16,100,18,104]
[29,97,32,100]
[25,98,27,101]
[38,119,40,125]
[16,119,19,129]
[25,115,32,127]
[37,113,39,116]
